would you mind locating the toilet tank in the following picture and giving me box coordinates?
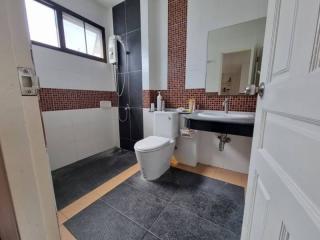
[154,112,179,139]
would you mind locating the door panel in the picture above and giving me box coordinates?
[242,0,320,238]
[272,0,298,76]
[255,150,320,239]
[0,146,20,240]
[249,176,270,240]
[263,113,320,206]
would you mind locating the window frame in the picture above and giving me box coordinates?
[28,0,107,62]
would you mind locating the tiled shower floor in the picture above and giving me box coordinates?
[52,148,137,210]
[64,167,245,240]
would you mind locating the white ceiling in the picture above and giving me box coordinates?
[95,0,123,8]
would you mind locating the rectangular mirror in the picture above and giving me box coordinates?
[205,18,266,95]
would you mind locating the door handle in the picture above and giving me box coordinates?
[258,82,265,97]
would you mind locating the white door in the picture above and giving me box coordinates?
[0,0,59,239]
[242,0,320,239]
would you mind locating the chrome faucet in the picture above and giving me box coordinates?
[222,98,229,114]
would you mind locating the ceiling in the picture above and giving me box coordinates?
[95,0,123,8]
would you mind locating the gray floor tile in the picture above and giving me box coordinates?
[172,187,244,236]
[149,204,238,240]
[142,232,160,240]
[100,183,168,229]
[65,200,146,240]
[63,163,244,240]
[125,171,179,201]
[52,148,137,210]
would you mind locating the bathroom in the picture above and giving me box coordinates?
[27,0,264,238]
[1,0,319,239]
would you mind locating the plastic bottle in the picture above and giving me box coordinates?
[157,91,162,111]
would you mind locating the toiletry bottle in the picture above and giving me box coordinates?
[192,99,196,112]
[188,99,192,112]
[150,103,155,112]
[157,91,162,111]
[161,100,165,111]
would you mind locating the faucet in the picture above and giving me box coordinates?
[222,98,229,114]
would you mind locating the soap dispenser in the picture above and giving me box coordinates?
[157,91,162,111]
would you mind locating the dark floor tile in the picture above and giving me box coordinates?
[149,204,238,240]
[53,179,87,210]
[172,168,227,192]
[172,187,244,236]
[101,183,167,229]
[142,232,160,240]
[112,150,137,170]
[65,201,146,240]
[125,170,179,201]
[52,148,136,210]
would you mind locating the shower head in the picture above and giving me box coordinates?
[114,35,129,54]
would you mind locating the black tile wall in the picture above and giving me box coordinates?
[125,0,141,32]
[117,34,127,73]
[130,108,144,141]
[113,0,143,151]
[127,30,142,72]
[129,71,142,107]
[112,2,126,35]
[118,74,129,107]
[119,108,131,139]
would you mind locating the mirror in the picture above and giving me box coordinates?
[205,18,266,95]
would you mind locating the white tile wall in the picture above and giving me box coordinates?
[42,108,119,170]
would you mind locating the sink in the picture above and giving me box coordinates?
[184,111,255,137]
[197,112,254,120]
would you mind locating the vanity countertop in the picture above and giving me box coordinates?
[184,111,255,124]
[184,111,255,137]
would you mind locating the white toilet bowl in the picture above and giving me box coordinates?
[134,136,175,180]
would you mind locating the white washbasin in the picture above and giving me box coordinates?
[197,112,254,120]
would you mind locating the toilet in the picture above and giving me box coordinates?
[134,112,179,180]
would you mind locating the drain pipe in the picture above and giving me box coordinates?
[217,134,231,151]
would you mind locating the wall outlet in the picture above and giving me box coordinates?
[100,101,112,109]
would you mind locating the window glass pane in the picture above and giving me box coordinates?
[63,13,86,53]
[25,0,59,47]
[85,23,103,58]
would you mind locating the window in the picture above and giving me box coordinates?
[63,13,87,53]
[25,0,59,47]
[25,0,106,62]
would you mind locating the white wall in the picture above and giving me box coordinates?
[196,132,252,173]
[43,108,119,170]
[143,109,252,173]
[186,0,268,89]
[32,0,120,170]
[33,45,115,90]
[32,0,115,91]
[141,0,168,90]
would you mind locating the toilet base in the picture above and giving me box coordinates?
[135,140,175,181]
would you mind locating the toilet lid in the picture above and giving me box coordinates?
[134,136,170,152]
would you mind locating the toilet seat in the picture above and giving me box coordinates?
[134,136,170,152]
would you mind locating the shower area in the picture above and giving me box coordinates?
[25,0,144,211]
[113,0,144,151]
